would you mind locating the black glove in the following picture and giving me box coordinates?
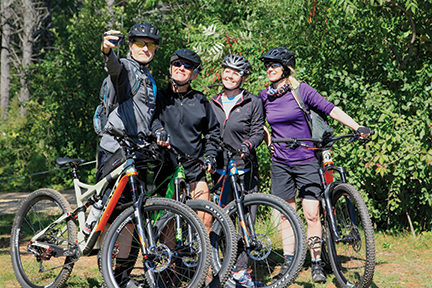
[356,126,371,135]
[204,155,217,171]
[155,128,169,142]
[240,143,250,158]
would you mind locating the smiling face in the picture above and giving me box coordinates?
[129,37,158,64]
[222,67,245,91]
[169,58,197,85]
[265,62,284,83]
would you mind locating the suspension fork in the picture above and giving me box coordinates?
[228,159,256,248]
[174,177,185,245]
[129,174,151,256]
[133,176,160,288]
[319,166,349,242]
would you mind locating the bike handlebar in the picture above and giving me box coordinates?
[205,135,255,162]
[272,130,375,149]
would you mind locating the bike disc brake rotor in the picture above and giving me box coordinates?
[349,226,362,252]
[247,233,272,261]
[146,243,172,272]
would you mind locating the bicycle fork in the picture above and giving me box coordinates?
[228,161,257,249]
[319,165,358,243]
[130,174,160,287]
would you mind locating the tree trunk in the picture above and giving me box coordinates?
[106,0,115,28]
[1,0,13,120]
[19,0,36,116]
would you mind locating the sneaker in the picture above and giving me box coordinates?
[272,254,293,281]
[232,269,264,287]
[311,260,326,283]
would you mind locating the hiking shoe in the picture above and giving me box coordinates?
[272,254,294,281]
[311,260,326,283]
[232,269,264,287]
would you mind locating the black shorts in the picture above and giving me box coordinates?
[271,160,322,201]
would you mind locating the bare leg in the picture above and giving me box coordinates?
[301,198,322,259]
[281,197,296,255]
[190,180,213,233]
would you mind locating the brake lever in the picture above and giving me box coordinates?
[286,140,300,150]
[348,133,363,144]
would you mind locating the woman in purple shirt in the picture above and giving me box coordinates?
[259,46,371,283]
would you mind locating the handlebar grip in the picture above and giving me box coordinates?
[272,138,295,143]
[105,123,125,138]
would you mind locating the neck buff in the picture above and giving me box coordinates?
[267,81,290,98]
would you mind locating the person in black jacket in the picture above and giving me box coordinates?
[152,49,220,232]
[210,54,264,286]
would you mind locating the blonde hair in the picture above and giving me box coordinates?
[286,66,300,90]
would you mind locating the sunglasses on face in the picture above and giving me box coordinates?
[172,60,194,71]
[264,62,283,70]
[132,41,157,50]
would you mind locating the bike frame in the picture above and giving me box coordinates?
[211,157,258,250]
[29,152,155,261]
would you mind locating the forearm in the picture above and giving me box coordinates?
[329,107,360,131]
[103,51,123,77]
[263,125,271,145]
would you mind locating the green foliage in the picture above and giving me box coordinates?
[1,0,431,233]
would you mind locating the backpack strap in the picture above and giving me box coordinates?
[147,72,157,100]
[291,82,313,135]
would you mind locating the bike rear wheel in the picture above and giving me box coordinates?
[100,198,211,288]
[222,193,307,288]
[10,188,77,288]
[186,199,237,288]
[326,183,375,288]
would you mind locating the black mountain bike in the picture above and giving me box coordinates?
[273,131,376,288]
[207,135,307,288]
[145,143,237,288]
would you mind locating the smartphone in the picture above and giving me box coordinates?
[104,33,125,45]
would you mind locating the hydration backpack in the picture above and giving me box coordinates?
[291,83,333,144]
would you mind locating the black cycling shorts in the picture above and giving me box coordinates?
[271,160,322,201]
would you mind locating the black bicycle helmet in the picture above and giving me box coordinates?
[128,22,160,43]
[259,46,295,69]
[221,54,252,76]
[170,49,202,73]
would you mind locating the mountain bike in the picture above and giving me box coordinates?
[207,135,307,288]
[145,143,237,288]
[272,131,376,288]
[10,127,210,288]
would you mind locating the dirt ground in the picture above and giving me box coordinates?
[1,191,431,288]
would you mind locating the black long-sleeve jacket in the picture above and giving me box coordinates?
[210,89,264,169]
[152,84,220,159]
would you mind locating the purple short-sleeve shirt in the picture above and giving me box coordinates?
[259,82,335,165]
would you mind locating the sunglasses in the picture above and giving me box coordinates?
[264,62,283,70]
[172,60,194,71]
[133,41,157,50]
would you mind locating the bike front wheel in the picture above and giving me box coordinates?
[326,183,375,288]
[10,188,77,288]
[100,198,211,288]
[222,193,307,288]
